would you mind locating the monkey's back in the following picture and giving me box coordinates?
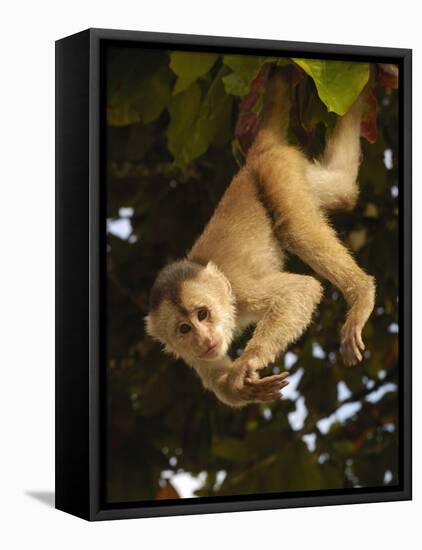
[188,167,284,291]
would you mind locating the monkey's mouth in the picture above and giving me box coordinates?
[202,343,220,358]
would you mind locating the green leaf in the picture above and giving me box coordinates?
[222,55,289,97]
[291,59,370,114]
[169,52,218,95]
[167,82,202,165]
[167,72,232,166]
[222,55,264,96]
[108,65,172,127]
[170,51,218,78]
[172,75,196,95]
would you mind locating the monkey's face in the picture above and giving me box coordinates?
[170,301,228,361]
[145,262,236,363]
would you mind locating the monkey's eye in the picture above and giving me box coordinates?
[179,323,192,334]
[197,308,208,321]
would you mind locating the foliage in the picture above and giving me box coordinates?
[291,59,370,114]
[106,47,399,503]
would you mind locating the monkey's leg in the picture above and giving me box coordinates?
[307,96,364,211]
[249,68,293,160]
[233,273,323,373]
[251,145,375,366]
[258,69,292,142]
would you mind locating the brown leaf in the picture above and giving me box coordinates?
[155,480,180,500]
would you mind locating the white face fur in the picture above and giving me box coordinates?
[145,262,236,364]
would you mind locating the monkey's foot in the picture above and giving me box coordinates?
[340,319,365,366]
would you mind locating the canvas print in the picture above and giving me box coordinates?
[105,46,399,504]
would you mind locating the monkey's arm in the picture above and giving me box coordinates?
[192,356,289,408]
[233,273,323,374]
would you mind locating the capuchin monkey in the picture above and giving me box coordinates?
[145,69,375,408]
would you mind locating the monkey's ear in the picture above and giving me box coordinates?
[145,314,166,346]
[145,314,174,355]
[205,261,232,296]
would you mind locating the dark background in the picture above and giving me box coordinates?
[105,47,399,503]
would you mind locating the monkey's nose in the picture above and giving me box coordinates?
[204,339,216,351]
[201,335,211,346]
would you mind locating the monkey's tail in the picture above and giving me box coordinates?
[258,67,292,143]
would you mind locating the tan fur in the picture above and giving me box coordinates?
[146,70,375,408]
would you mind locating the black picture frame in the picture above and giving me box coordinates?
[55,28,412,521]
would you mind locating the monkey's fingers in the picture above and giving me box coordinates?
[245,380,288,394]
[256,384,289,401]
[240,372,289,402]
[251,380,289,401]
[341,322,365,366]
[341,340,361,366]
[245,372,289,386]
[356,330,365,352]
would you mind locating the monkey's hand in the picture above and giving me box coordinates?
[242,372,290,403]
[195,355,289,408]
[225,360,289,405]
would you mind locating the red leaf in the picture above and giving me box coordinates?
[234,64,271,154]
[235,112,259,153]
[360,89,377,144]
[376,64,399,89]
[291,64,305,87]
